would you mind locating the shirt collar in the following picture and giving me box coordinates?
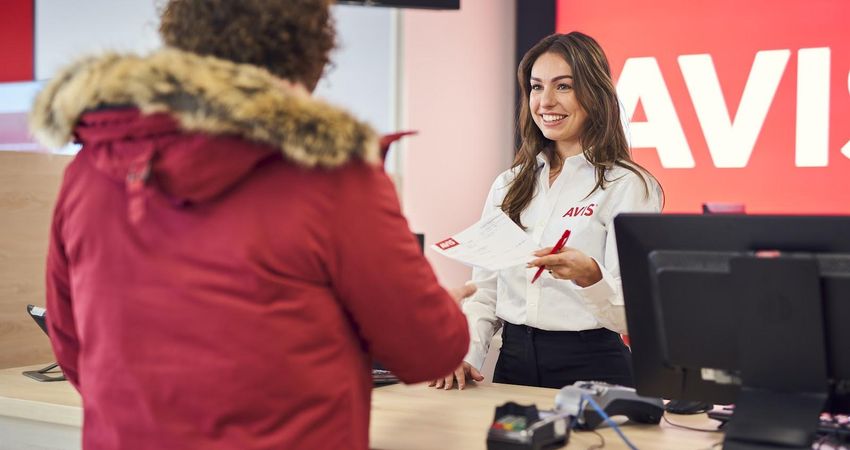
[535,151,588,170]
[535,153,547,170]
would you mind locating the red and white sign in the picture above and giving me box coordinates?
[0,0,33,83]
[557,0,850,213]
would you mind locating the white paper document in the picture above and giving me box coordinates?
[431,210,537,271]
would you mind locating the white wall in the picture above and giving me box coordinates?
[400,0,517,288]
[316,5,398,134]
[35,0,162,80]
[17,1,396,139]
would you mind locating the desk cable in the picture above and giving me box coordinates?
[565,409,605,450]
[661,413,723,433]
[580,394,639,450]
[585,429,605,450]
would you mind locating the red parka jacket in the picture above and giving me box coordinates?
[30,49,470,450]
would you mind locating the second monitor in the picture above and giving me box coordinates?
[615,214,850,450]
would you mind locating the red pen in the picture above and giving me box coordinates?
[531,229,572,283]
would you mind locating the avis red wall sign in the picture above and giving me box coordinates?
[558,0,849,213]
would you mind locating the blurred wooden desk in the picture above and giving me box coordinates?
[0,364,722,450]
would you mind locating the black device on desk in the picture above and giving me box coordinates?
[554,381,664,430]
[371,367,399,386]
[708,407,850,439]
[616,214,850,450]
[486,402,570,450]
[23,305,66,382]
[664,398,712,415]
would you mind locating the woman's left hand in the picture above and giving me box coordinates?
[528,246,603,287]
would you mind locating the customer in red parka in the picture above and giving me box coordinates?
[29,0,471,448]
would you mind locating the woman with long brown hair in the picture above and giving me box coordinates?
[433,32,662,390]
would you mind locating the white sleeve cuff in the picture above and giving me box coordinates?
[568,257,619,305]
[464,344,487,371]
[461,300,497,371]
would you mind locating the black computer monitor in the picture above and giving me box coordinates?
[615,214,850,449]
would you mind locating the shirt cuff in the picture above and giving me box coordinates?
[464,343,487,371]
[568,257,619,304]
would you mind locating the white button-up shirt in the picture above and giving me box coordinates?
[462,153,663,369]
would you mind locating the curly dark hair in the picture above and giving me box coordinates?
[159,0,335,90]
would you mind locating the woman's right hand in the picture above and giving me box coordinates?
[429,361,484,390]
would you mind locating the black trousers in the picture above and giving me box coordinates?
[493,322,635,389]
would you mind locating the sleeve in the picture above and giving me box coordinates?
[327,164,470,383]
[460,176,504,370]
[45,181,81,391]
[569,171,662,334]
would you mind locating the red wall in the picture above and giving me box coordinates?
[0,0,34,82]
[557,0,850,214]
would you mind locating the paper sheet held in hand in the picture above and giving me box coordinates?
[431,210,537,271]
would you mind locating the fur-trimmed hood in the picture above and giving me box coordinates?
[29,48,380,168]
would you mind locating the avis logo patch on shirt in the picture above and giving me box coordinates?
[562,203,597,218]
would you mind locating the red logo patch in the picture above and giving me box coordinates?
[563,204,597,218]
[435,238,460,250]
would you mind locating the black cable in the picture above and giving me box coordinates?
[662,413,723,433]
[582,394,638,449]
[586,429,605,450]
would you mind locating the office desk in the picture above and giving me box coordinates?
[1,364,722,449]
[370,382,721,449]
[0,364,82,449]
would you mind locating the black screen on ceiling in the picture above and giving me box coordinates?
[337,0,459,9]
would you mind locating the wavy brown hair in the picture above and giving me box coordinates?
[503,32,659,228]
[159,0,335,90]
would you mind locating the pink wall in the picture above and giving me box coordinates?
[401,1,516,288]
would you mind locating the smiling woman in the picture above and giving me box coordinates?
[433,32,664,392]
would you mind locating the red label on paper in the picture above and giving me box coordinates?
[435,238,460,250]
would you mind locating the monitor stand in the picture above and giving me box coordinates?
[22,362,66,382]
[722,256,828,450]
